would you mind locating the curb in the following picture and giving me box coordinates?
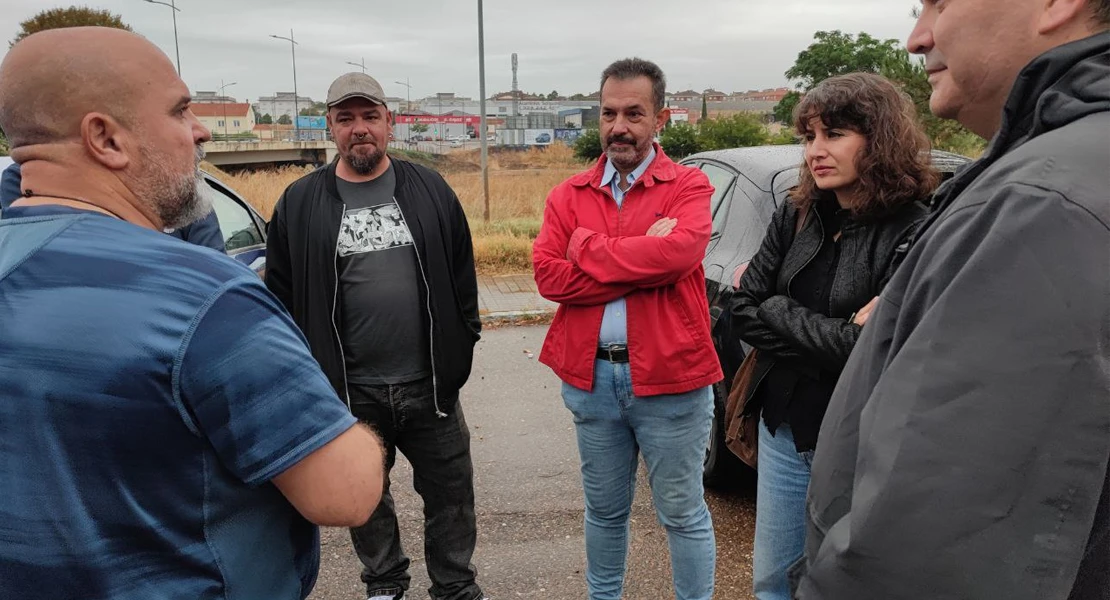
[479,309,555,325]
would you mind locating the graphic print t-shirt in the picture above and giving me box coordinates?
[336,164,431,385]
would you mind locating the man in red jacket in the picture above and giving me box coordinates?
[532,57,723,600]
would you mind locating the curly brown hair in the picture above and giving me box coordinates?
[791,72,939,219]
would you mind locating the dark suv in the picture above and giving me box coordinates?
[679,145,971,487]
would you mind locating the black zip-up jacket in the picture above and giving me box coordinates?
[265,158,481,415]
[797,32,1110,600]
[730,195,926,447]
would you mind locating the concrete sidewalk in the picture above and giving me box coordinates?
[477,273,557,320]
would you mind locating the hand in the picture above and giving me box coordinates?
[852,296,880,326]
[646,217,678,237]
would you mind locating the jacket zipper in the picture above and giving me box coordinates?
[332,203,353,410]
[786,207,824,298]
[393,195,446,418]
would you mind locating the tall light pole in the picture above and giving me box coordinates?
[270,30,299,141]
[394,78,412,113]
[477,0,490,223]
[346,58,366,74]
[218,80,237,140]
[143,0,181,76]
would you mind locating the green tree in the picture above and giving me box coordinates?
[573,128,603,162]
[11,6,131,46]
[546,90,560,100]
[772,91,802,124]
[700,95,709,122]
[411,123,429,134]
[659,122,701,158]
[276,114,292,125]
[767,127,797,145]
[0,130,9,157]
[697,113,769,150]
[785,30,985,155]
[258,113,273,125]
[785,31,907,91]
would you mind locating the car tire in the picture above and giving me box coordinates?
[704,381,752,489]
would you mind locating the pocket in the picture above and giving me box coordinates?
[561,381,586,416]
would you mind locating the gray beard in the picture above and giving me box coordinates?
[143,144,213,230]
[162,175,213,230]
[344,146,385,175]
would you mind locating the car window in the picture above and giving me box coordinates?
[207,181,263,252]
[696,162,738,231]
[721,184,772,267]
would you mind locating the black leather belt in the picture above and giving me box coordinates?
[596,344,629,363]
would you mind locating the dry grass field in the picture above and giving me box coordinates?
[203,144,589,274]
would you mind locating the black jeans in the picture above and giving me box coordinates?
[348,377,483,600]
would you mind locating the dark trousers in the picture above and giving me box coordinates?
[348,377,483,600]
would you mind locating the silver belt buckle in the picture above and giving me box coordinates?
[602,344,626,361]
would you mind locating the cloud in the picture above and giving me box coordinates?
[0,0,921,103]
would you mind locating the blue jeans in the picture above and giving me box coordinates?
[752,420,813,600]
[561,360,716,600]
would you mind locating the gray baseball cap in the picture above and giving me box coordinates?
[326,72,387,108]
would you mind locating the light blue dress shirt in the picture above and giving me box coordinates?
[597,146,656,346]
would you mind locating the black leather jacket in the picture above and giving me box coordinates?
[730,196,927,419]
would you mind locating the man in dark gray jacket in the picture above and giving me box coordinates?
[796,2,1109,599]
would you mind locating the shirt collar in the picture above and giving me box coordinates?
[602,146,656,188]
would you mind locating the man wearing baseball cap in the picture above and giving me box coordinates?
[265,72,486,600]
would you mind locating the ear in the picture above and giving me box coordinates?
[326,111,334,129]
[655,107,670,132]
[80,112,130,170]
[1038,0,1089,33]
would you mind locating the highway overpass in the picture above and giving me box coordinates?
[202,140,338,168]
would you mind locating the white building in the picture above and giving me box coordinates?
[253,92,316,121]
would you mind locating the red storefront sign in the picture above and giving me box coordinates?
[395,115,482,125]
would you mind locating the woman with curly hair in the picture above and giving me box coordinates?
[729,72,940,600]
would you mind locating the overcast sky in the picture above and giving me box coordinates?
[0,0,922,104]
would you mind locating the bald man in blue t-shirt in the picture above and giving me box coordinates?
[0,27,385,600]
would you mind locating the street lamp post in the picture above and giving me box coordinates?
[143,0,181,76]
[270,30,299,141]
[218,80,237,140]
[394,78,412,113]
[346,58,366,74]
[477,0,490,222]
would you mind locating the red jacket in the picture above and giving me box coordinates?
[533,145,723,396]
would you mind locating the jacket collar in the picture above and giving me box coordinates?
[987,31,1109,161]
[923,32,1109,228]
[569,142,676,190]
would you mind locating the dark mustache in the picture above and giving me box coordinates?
[606,135,635,145]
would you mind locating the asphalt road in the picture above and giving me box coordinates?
[309,324,757,600]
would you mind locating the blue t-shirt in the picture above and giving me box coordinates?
[0,205,357,600]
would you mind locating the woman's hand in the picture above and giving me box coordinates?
[852,296,880,326]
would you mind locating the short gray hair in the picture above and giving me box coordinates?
[600,58,666,113]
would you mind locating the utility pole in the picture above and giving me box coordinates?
[346,57,367,74]
[394,78,413,113]
[218,80,237,140]
[270,30,300,141]
[143,0,182,76]
[477,0,490,223]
